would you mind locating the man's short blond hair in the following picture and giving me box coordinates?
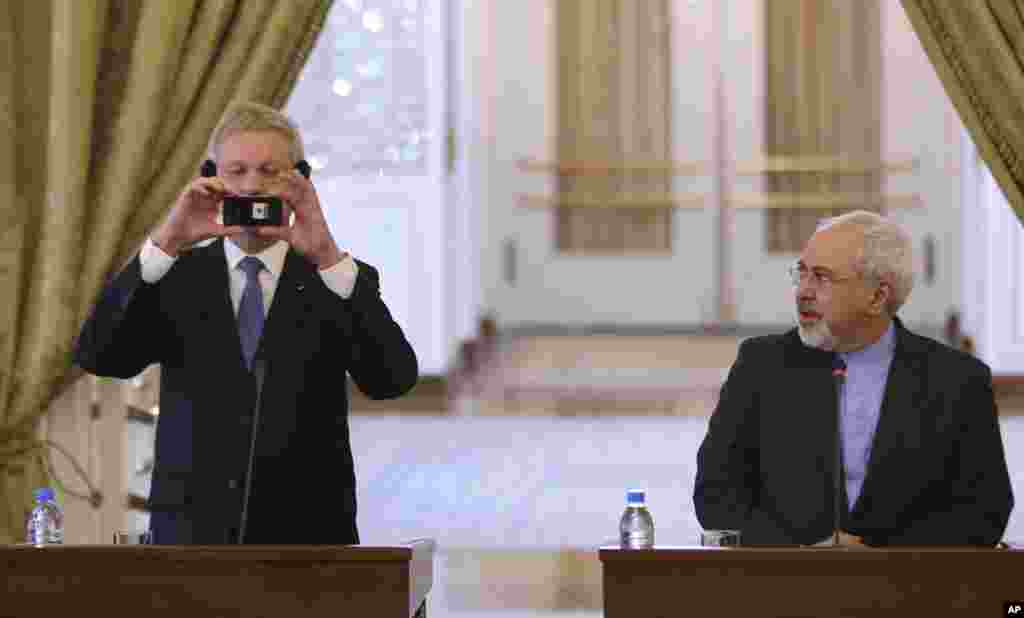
[208,101,304,162]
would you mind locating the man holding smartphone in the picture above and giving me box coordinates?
[75,101,419,545]
[152,103,337,265]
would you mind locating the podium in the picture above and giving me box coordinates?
[2,539,434,617]
[600,545,1023,617]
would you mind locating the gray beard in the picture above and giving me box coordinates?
[795,309,836,351]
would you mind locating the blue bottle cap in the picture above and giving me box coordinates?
[33,487,55,503]
[626,489,645,504]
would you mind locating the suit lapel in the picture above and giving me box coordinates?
[256,248,318,364]
[851,319,927,517]
[787,335,840,443]
[777,333,842,526]
[191,239,246,368]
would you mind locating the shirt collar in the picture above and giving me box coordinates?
[840,321,897,366]
[223,238,289,279]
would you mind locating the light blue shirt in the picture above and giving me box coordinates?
[837,322,896,511]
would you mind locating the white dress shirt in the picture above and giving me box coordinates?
[139,237,359,312]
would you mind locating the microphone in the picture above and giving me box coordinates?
[831,355,847,546]
[238,358,266,544]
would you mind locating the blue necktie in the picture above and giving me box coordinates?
[238,256,265,370]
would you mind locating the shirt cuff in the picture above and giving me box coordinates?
[319,253,359,299]
[139,237,178,283]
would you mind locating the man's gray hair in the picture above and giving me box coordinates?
[817,210,915,316]
[208,101,304,162]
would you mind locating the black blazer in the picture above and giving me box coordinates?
[694,318,1013,546]
[74,239,418,544]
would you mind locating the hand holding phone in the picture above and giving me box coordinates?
[222,195,285,226]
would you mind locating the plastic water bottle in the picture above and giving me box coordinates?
[619,489,654,549]
[26,487,64,545]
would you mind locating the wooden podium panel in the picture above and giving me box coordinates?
[600,545,1023,617]
[1,539,434,618]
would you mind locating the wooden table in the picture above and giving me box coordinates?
[2,539,434,618]
[600,545,1023,617]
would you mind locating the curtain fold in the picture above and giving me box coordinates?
[0,0,332,544]
[0,0,57,547]
[900,1,1024,224]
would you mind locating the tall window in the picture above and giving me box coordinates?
[961,131,1024,373]
[287,0,448,374]
[287,0,433,176]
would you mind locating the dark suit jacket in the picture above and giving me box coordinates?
[694,317,1013,546]
[74,239,418,544]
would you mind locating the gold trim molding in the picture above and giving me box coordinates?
[517,158,707,176]
[731,192,922,209]
[518,194,706,210]
[516,156,916,176]
[736,156,918,175]
[518,192,921,210]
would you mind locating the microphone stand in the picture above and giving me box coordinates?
[831,356,847,547]
[238,358,265,544]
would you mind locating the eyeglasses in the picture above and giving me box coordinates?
[787,262,860,289]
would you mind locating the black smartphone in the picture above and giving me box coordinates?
[222,195,285,226]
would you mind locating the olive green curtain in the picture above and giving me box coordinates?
[901,0,1024,226]
[0,0,332,544]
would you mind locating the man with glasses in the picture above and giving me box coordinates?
[694,210,1013,546]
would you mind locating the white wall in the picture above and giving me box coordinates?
[880,1,964,330]
[464,0,963,332]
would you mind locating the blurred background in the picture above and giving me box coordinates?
[4,1,1024,617]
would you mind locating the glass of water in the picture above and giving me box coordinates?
[113,531,152,545]
[700,529,741,547]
